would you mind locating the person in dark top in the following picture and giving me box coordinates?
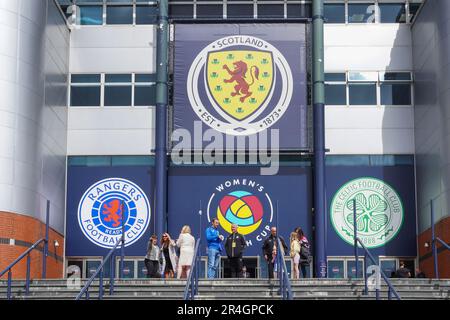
[262,227,288,279]
[415,268,426,278]
[160,233,177,278]
[396,261,411,278]
[224,224,246,278]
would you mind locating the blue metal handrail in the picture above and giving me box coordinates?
[352,199,401,300]
[75,238,124,300]
[430,200,450,279]
[0,238,47,300]
[277,237,293,300]
[183,239,201,300]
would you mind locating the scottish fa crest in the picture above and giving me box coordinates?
[78,178,151,249]
[187,36,293,135]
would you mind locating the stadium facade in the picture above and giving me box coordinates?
[0,0,449,280]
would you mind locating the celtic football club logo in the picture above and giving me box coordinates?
[187,35,293,135]
[207,178,273,247]
[330,177,404,248]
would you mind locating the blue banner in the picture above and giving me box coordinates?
[173,24,309,151]
[66,166,154,257]
[326,166,417,257]
[167,166,313,256]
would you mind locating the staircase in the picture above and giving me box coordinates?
[0,279,449,300]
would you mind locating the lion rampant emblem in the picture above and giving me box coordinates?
[223,61,260,103]
[102,199,124,227]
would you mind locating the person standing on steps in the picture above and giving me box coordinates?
[206,218,224,279]
[224,224,246,278]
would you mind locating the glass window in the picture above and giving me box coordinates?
[325,73,347,105]
[348,3,376,24]
[380,260,397,278]
[169,4,193,19]
[258,5,284,18]
[326,155,371,166]
[106,5,133,24]
[408,3,422,22]
[324,4,345,23]
[136,5,158,24]
[328,260,345,279]
[380,83,411,105]
[70,86,101,107]
[379,3,407,23]
[380,72,412,105]
[104,74,132,107]
[346,260,364,279]
[196,4,223,19]
[137,260,148,278]
[325,84,347,105]
[287,4,311,19]
[227,4,254,19]
[135,86,156,106]
[349,83,377,105]
[79,6,103,25]
[86,260,111,278]
[70,74,101,107]
[117,260,135,279]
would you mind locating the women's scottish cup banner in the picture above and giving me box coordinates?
[173,24,309,151]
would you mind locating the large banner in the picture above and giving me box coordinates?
[173,24,309,151]
[167,166,312,256]
[326,166,417,257]
[66,167,154,256]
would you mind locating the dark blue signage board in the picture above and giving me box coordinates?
[326,166,417,257]
[66,166,154,257]
[173,24,309,151]
[167,166,313,256]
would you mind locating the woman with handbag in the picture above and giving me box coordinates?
[290,232,301,279]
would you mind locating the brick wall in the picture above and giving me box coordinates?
[0,212,64,279]
[418,216,450,279]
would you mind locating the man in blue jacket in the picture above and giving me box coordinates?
[206,218,224,278]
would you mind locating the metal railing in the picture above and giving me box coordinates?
[0,239,47,300]
[277,238,293,300]
[76,202,125,300]
[183,239,201,300]
[0,201,50,300]
[430,200,450,279]
[75,237,124,300]
[352,199,401,300]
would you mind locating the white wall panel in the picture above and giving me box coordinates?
[70,26,156,73]
[67,108,155,155]
[324,24,414,154]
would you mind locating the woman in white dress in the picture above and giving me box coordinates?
[176,225,195,279]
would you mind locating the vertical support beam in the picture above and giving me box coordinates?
[313,0,327,278]
[155,0,169,239]
[353,199,358,279]
[26,254,31,296]
[120,201,125,279]
[42,200,50,279]
[7,270,12,300]
[431,200,439,279]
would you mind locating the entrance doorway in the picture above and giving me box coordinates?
[220,257,258,278]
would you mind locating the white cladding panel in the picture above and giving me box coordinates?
[67,108,155,155]
[70,26,156,73]
[324,24,414,154]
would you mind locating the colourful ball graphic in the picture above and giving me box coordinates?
[217,191,264,235]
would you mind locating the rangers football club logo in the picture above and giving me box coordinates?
[187,35,293,135]
[207,178,274,247]
[330,177,404,249]
[78,178,151,249]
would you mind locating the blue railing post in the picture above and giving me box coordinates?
[7,270,12,300]
[388,287,392,300]
[353,199,358,279]
[430,200,439,279]
[109,254,115,296]
[99,267,104,300]
[364,253,368,295]
[120,201,125,279]
[85,289,89,300]
[25,253,31,296]
[42,200,50,279]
